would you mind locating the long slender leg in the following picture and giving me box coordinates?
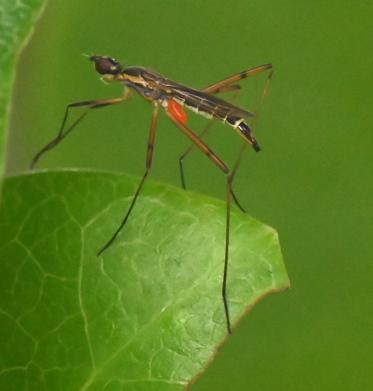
[229,66,273,210]
[167,113,236,333]
[178,121,246,214]
[170,67,273,333]
[222,140,253,332]
[224,178,233,334]
[30,91,131,169]
[97,104,160,256]
[203,64,273,212]
[222,143,248,214]
[202,64,273,94]
[250,67,273,131]
[179,121,214,189]
[178,121,246,212]
[167,114,228,174]
[229,141,248,212]
[206,83,241,94]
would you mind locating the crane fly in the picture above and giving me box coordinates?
[30,55,273,334]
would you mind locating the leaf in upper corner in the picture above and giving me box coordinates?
[0,0,46,191]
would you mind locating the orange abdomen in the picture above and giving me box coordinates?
[167,100,188,125]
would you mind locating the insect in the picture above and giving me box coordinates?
[30,55,273,334]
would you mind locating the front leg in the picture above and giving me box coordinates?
[30,90,131,169]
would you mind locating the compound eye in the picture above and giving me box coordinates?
[91,56,121,74]
[97,57,114,74]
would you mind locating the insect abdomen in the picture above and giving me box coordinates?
[227,116,261,152]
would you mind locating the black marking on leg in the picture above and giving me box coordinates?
[240,71,247,79]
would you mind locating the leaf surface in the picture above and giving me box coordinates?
[0,170,289,390]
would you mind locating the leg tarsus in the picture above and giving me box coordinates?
[223,175,233,334]
[30,109,89,169]
[97,168,150,256]
[179,157,187,190]
[230,189,246,213]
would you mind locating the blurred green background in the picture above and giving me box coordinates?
[6,1,373,390]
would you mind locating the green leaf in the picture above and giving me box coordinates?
[0,0,46,190]
[0,170,289,390]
